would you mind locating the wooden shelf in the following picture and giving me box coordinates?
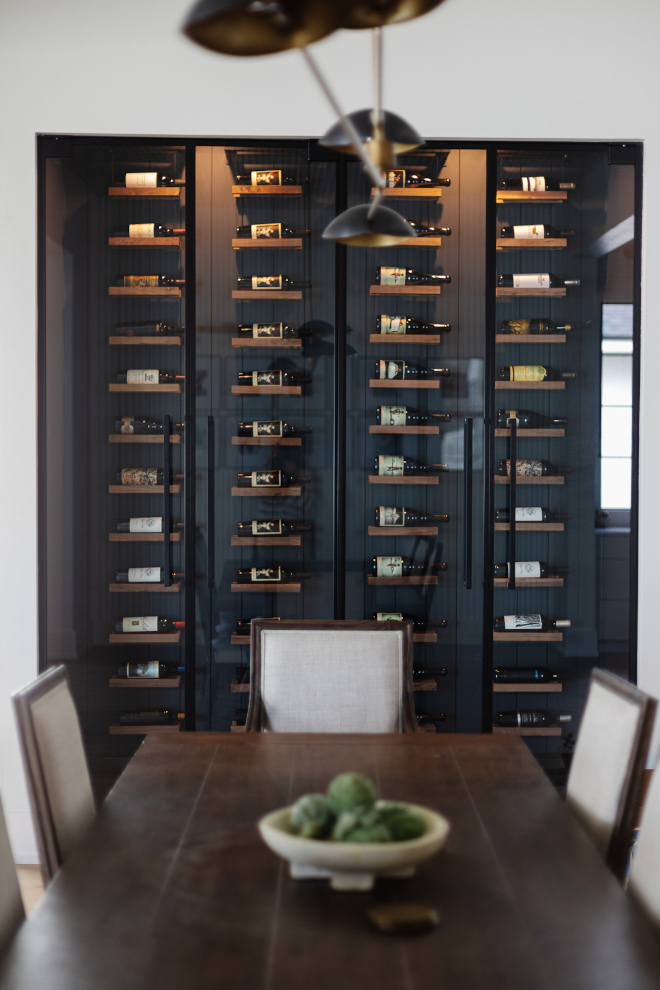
[368,475,440,486]
[231,238,303,250]
[231,486,301,497]
[108,237,182,248]
[231,385,302,396]
[109,287,182,298]
[109,633,181,644]
[109,434,182,444]
[230,535,302,546]
[109,677,181,689]
[109,383,182,394]
[109,336,182,347]
[231,634,250,645]
[368,526,439,536]
[495,381,566,390]
[370,286,442,296]
[368,379,440,390]
[492,726,562,737]
[493,682,563,693]
[494,428,565,437]
[496,190,568,204]
[109,532,182,542]
[494,476,564,486]
[496,238,567,251]
[109,582,182,593]
[493,577,564,588]
[496,288,566,299]
[493,631,563,642]
[494,522,564,532]
[232,290,302,300]
[231,582,301,593]
[368,576,438,586]
[232,185,302,198]
[231,724,247,733]
[231,436,302,447]
[231,680,250,693]
[413,633,439,644]
[413,679,438,692]
[495,333,566,344]
[108,187,181,198]
[369,425,440,435]
[231,338,302,349]
[108,485,182,494]
[371,187,443,200]
[109,723,181,735]
[369,334,443,345]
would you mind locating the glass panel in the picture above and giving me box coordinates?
[601,406,632,456]
[601,458,632,509]
[602,355,633,405]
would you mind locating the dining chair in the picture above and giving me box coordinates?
[0,794,24,956]
[628,767,660,925]
[245,619,417,732]
[565,668,656,881]
[12,665,96,884]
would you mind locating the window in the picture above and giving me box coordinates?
[601,304,633,509]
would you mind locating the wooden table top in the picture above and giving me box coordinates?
[2,732,660,990]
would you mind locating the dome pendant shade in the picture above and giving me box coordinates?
[342,0,448,29]
[320,109,424,158]
[323,204,416,247]
[181,0,344,56]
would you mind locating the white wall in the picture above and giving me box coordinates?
[2,0,659,861]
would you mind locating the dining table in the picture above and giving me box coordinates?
[1,731,660,990]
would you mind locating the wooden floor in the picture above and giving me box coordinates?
[16,865,44,915]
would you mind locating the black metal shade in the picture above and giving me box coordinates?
[341,0,449,29]
[323,203,416,247]
[320,109,424,158]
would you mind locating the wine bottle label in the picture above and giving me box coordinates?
[252,420,283,437]
[128,567,162,583]
[252,371,282,386]
[380,315,406,334]
[378,455,404,477]
[251,275,283,290]
[126,661,160,678]
[250,471,281,487]
[377,612,403,620]
[386,170,405,188]
[251,520,283,535]
[511,274,551,289]
[126,369,160,384]
[380,267,406,286]
[508,562,542,579]
[128,223,156,238]
[514,507,543,522]
[503,614,543,631]
[121,417,134,434]
[250,567,282,581]
[509,459,543,477]
[378,360,404,380]
[251,223,282,239]
[376,556,403,577]
[122,616,158,632]
[379,506,405,526]
[500,320,532,334]
[122,275,160,287]
[380,405,407,426]
[512,224,545,239]
[512,366,546,381]
[250,170,282,185]
[120,468,159,486]
[129,517,163,533]
[521,176,546,192]
[125,172,157,188]
[252,323,283,338]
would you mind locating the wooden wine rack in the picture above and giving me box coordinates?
[495,190,568,204]
[231,385,302,396]
[109,287,182,298]
[108,237,182,248]
[368,379,440,390]
[368,475,440,486]
[109,582,182,593]
[492,631,563,642]
[371,187,443,200]
[231,290,302,301]
[108,434,182,444]
[369,334,444,345]
[496,288,566,299]
[109,383,182,394]
[494,476,564,486]
[231,535,302,547]
[496,238,567,251]
[109,336,182,346]
[369,425,440,435]
[495,381,566,390]
[231,238,303,250]
[368,526,439,537]
[231,436,302,447]
[494,428,565,438]
[232,185,303,198]
[109,633,181,644]
[108,485,182,494]
[370,286,442,296]
[231,487,302,497]
[230,582,302,593]
[231,338,302,349]
[109,677,181,689]
[108,187,182,198]
[368,576,439,586]
[109,532,183,542]
[495,334,566,344]
[492,726,562,737]
[493,577,564,588]
[494,522,564,532]
[492,682,563,693]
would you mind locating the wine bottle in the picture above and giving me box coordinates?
[237,420,312,437]
[496,409,568,427]
[493,666,558,683]
[123,172,184,188]
[115,417,185,435]
[497,273,580,289]
[236,519,312,536]
[235,223,309,239]
[116,661,184,679]
[376,406,452,426]
[115,275,186,287]
[498,459,570,478]
[236,617,281,633]
[413,666,449,678]
[115,469,184,486]
[416,712,447,726]
[235,171,294,186]
[499,176,576,192]
[236,370,311,387]
[374,455,448,477]
[495,710,572,727]
[115,371,185,385]
[115,568,184,584]
[235,567,311,583]
[236,275,311,290]
[113,223,185,238]
[493,615,571,633]
[404,220,452,236]
[493,561,568,579]
[118,709,178,725]
[375,267,451,286]
[374,360,451,380]
[497,366,577,382]
[386,169,450,188]
[114,616,185,633]
[374,506,450,527]
[372,556,447,577]
[373,612,448,631]
[116,518,185,533]
[114,322,184,337]
[235,471,311,488]
[376,315,452,335]
[494,507,570,523]
[498,318,572,335]
[499,224,574,239]
[236,323,306,339]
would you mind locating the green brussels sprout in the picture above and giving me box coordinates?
[326,772,377,816]
[331,811,361,841]
[376,802,427,841]
[338,809,392,844]
[289,793,335,839]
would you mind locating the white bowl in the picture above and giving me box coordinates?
[258,802,450,891]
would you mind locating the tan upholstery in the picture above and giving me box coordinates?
[0,795,24,956]
[246,620,417,733]
[13,666,96,883]
[566,668,656,880]
[629,769,660,925]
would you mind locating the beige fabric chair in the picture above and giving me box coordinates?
[0,795,24,956]
[629,768,660,925]
[13,665,96,884]
[566,668,656,881]
[246,619,417,733]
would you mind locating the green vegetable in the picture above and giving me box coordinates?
[337,809,392,844]
[326,772,378,816]
[289,793,335,839]
[376,802,427,841]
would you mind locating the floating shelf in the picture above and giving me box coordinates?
[413,633,439,644]
[109,582,182,593]
[369,334,443,345]
[231,634,250,645]
[369,425,440,435]
[231,436,302,447]
[492,726,562,737]
[494,476,564,486]
[109,434,182,444]
[397,237,443,247]
[231,338,302,349]
[496,288,566,299]
[368,526,439,537]
[231,385,302,396]
[108,187,182,198]
[109,287,182,298]
[370,286,442,296]
[231,582,301,593]
[368,576,438,586]
[231,486,301,497]
[496,238,567,251]
[495,333,566,345]
[494,522,564,532]
[108,485,182,494]
[368,379,439,390]
[413,679,438,691]
[232,290,302,300]
[109,723,181,735]
[109,532,183,542]
[109,336,182,347]
[231,680,250,693]
[231,535,302,547]
[492,682,563,693]
[108,237,182,248]
[493,631,563,642]
[495,381,566,391]
[494,428,565,437]
[109,677,181,689]
[371,187,443,200]
[232,185,303,198]
[368,475,440,486]
[231,238,303,250]
[109,633,181,644]
[496,190,568,205]
[109,383,182,394]
[493,577,564,588]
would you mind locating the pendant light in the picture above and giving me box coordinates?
[341,0,449,29]
[322,203,415,247]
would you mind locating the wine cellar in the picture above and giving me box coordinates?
[38,137,641,791]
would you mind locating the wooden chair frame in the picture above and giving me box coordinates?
[246,619,418,733]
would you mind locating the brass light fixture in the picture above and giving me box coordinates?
[322,203,415,247]
[341,0,449,29]
[320,109,423,169]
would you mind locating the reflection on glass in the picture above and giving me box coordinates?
[601,407,633,457]
[601,355,633,406]
[601,458,632,509]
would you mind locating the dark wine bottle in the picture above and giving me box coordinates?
[497,273,580,289]
[236,519,312,536]
[376,406,452,426]
[413,666,449,679]
[496,409,568,427]
[493,615,571,633]
[114,568,184,584]
[497,366,577,382]
[374,506,450,527]
[493,561,568,579]
[236,323,305,339]
[235,170,294,186]
[114,322,184,337]
[499,176,576,192]
[498,318,572,335]
[116,661,184,679]
[115,275,185,287]
[373,612,448,631]
[376,315,452,335]
[372,556,447,577]
[235,471,311,488]
[499,224,574,239]
[118,709,178,725]
[495,710,572,727]
[374,455,448,477]
[116,518,185,533]
[386,169,450,188]
[236,617,281,633]
[374,360,451,380]
[114,616,185,633]
[375,267,451,286]
[235,567,311,583]
[494,507,571,524]
[236,275,311,290]
[115,417,185,435]
[237,420,312,438]
[123,172,184,188]
[113,223,185,238]
[404,220,452,236]
[416,712,447,726]
[497,459,571,478]
[235,223,309,239]
[115,371,185,385]
[493,667,558,683]
[236,369,311,386]
[115,469,184,486]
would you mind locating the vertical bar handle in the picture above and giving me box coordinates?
[463,417,473,589]
[207,415,215,589]
[507,418,517,590]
